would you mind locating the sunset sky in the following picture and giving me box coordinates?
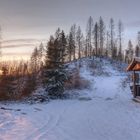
[0,0,140,60]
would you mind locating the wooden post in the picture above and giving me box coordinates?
[133,71,136,98]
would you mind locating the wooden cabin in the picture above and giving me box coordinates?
[127,57,140,100]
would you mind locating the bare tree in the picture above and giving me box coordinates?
[85,37,88,57]
[135,32,140,57]
[70,24,77,60]
[99,17,105,56]
[109,18,115,58]
[86,16,94,57]
[76,26,83,59]
[67,32,74,62]
[93,22,99,56]
[30,47,39,73]
[38,42,44,68]
[105,31,110,57]
[126,40,134,63]
[118,20,124,61]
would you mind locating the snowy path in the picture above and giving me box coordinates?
[1,59,140,140]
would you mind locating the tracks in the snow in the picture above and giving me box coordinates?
[26,108,67,140]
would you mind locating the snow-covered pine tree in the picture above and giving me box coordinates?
[44,29,68,98]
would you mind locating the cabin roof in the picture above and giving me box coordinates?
[127,57,140,71]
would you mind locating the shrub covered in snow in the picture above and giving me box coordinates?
[65,67,90,90]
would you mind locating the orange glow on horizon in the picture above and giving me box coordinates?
[1,55,31,61]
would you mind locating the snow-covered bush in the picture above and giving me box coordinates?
[88,58,110,76]
[65,68,90,90]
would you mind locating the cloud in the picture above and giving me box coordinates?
[3,52,31,56]
[1,44,36,49]
[1,38,47,49]
[2,39,41,44]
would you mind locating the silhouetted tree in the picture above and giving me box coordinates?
[99,17,105,56]
[118,20,124,61]
[105,31,109,57]
[93,22,99,56]
[76,26,83,59]
[30,47,39,73]
[109,18,115,58]
[86,16,94,57]
[70,24,77,60]
[125,40,133,63]
[38,42,44,69]
[67,32,74,62]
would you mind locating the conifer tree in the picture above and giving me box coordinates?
[44,29,68,98]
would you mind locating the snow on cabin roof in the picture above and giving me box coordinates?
[127,57,140,71]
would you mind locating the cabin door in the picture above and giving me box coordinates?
[135,73,140,96]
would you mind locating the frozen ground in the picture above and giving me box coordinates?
[0,58,140,140]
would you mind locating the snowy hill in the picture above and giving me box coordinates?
[1,58,140,140]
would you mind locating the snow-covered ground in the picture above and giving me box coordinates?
[1,58,140,140]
